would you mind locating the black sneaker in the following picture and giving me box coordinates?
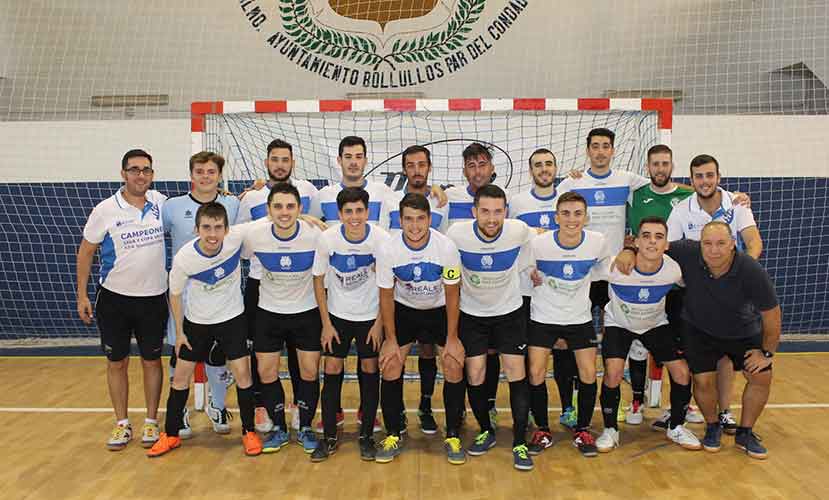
[359,436,377,461]
[418,410,438,435]
[400,410,409,435]
[735,430,767,460]
[719,410,737,435]
[310,437,337,462]
[573,430,598,458]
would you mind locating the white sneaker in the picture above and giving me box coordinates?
[179,407,194,440]
[667,424,702,450]
[625,401,644,425]
[686,406,705,424]
[289,403,301,432]
[207,402,232,434]
[596,427,620,453]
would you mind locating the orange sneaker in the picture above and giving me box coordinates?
[146,433,181,458]
[243,431,263,456]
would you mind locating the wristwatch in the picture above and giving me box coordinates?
[761,349,774,359]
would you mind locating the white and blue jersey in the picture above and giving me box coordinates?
[445,185,476,227]
[380,188,449,234]
[162,193,240,256]
[529,229,610,325]
[666,187,757,251]
[318,180,392,225]
[557,169,648,254]
[241,219,321,314]
[312,224,389,321]
[376,229,462,310]
[447,219,534,317]
[82,188,167,296]
[509,188,559,296]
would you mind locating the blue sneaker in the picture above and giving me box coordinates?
[262,427,290,453]
[298,427,318,454]
[702,423,722,453]
[560,406,577,429]
[467,430,496,456]
[735,430,767,460]
[512,444,534,471]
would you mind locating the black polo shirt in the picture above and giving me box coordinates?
[667,240,778,339]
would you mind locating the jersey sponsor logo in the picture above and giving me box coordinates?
[539,213,551,227]
[214,267,225,279]
[642,198,654,204]
[346,255,357,270]
[638,288,650,302]
[563,264,574,277]
[480,254,494,269]
[469,274,481,286]
[413,265,422,279]
[594,190,606,204]
[441,266,460,282]
[114,219,131,228]
[280,255,292,269]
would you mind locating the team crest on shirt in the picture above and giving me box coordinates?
[480,255,494,269]
[151,204,160,219]
[280,255,292,269]
[214,268,225,279]
[539,213,551,227]
[470,274,481,286]
[185,209,193,219]
[594,191,606,204]
[670,198,681,208]
[563,264,574,278]
[413,265,422,281]
[638,288,650,302]
[346,255,357,270]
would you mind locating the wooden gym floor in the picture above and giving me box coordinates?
[0,353,826,500]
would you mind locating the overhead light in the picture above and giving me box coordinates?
[604,89,683,102]
[91,94,169,107]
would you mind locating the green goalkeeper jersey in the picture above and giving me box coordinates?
[627,184,694,236]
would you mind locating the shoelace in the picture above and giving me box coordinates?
[474,431,490,445]
[111,426,131,440]
[531,431,550,445]
[576,431,594,444]
[445,437,461,453]
[221,409,234,424]
[513,444,529,459]
[381,436,400,450]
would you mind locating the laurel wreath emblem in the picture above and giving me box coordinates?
[279,0,486,70]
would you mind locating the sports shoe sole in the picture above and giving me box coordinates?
[514,463,534,471]
[597,444,617,453]
[466,441,496,456]
[736,443,768,460]
[107,442,128,451]
[447,456,466,465]
[702,443,721,453]
[262,442,289,454]
[374,454,400,464]
[141,439,158,449]
[147,442,180,458]
[665,435,702,450]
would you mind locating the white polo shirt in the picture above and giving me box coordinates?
[318,180,392,225]
[82,188,167,296]
[666,187,757,250]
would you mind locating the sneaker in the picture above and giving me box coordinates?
[357,410,383,433]
[262,427,290,453]
[255,407,274,433]
[667,424,702,450]
[314,410,345,434]
[573,430,598,457]
[625,401,644,425]
[146,433,181,457]
[596,427,620,453]
[221,369,236,388]
[310,437,338,462]
[141,421,160,448]
[527,430,554,455]
[418,410,438,435]
[207,403,232,435]
[359,436,377,461]
[559,406,577,430]
[686,405,705,423]
[179,407,193,440]
[467,430,496,456]
[735,430,767,460]
[375,435,402,463]
[513,444,534,471]
[297,427,318,453]
[702,423,722,452]
[107,423,132,451]
[242,431,263,456]
[651,411,670,431]
[289,403,301,432]
[444,437,466,465]
[719,410,737,435]
[617,400,628,423]
[489,407,498,427]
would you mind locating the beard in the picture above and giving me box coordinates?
[650,174,670,188]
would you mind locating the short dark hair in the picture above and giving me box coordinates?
[473,184,507,207]
[266,139,293,157]
[401,145,432,170]
[587,128,615,147]
[399,192,431,216]
[189,151,225,173]
[338,136,367,157]
[556,191,588,210]
[690,154,720,176]
[195,201,229,227]
[646,144,672,161]
[267,182,301,206]
[462,142,492,164]
[528,148,557,167]
[637,215,668,234]
[336,187,369,211]
[122,149,152,169]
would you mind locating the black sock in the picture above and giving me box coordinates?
[297,378,320,429]
[736,426,752,436]
[509,378,530,447]
[443,380,466,438]
[164,387,189,437]
[287,346,300,405]
[322,372,344,439]
[629,358,647,405]
[418,357,437,413]
[250,353,262,405]
[357,359,365,408]
[261,379,286,430]
[380,377,404,435]
[485,353,500,409]
[359,371,380,437]
[600,384,621,430]
[529,381,550,430]
[577,380,597,431]
[467,383,493,433]
[669,377,691,429]
[236,384,256,434]
[552,349,577,409]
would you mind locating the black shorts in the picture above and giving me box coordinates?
[666,287,686,351]
[179,314,249,364]
[95,287,167,362]
[529,320,597,351]
[254,307,321,353]
[243,278,260,342]
[682,323,769,374]
[325,315,379,359]
[395,302,447,347]
[521,296,531,323]
[459,307,527,357]
[602,325,681,364]
[590,280,610,309]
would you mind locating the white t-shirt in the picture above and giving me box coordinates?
[447,219,533,317]
[445,185,477,227]
[509,188,559,295]
[380,188,449,234]
[82,188,168,296]
[313,224,389,321]
[318,180,392,225]
[666,188,757,250]
[241,219,321,314]
[557,169,649,254]
[376,229,462,310]
[529,229,610,325]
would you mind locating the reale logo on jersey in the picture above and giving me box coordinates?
[638,288,650,302]
[539,213,551,227]
[240,0,529,89]
[280,255,292,269]
[480,254,494,269]
[594,191,606,204]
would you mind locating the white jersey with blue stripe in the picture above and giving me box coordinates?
[241,219,321,314]
[376,229,462,310]
[318,180,392,225]
[445,185,476,227]
[598,255,683,334]
[509,188,559,295]
[666,188,756,251]
[380,188,449,234]
[162,193,240,256]
[82,188,167,296]
[312,224,389,321]
[237,179,321,280]
[529,229,610,325]
[447,219,534,317]
[557,169,648,254]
